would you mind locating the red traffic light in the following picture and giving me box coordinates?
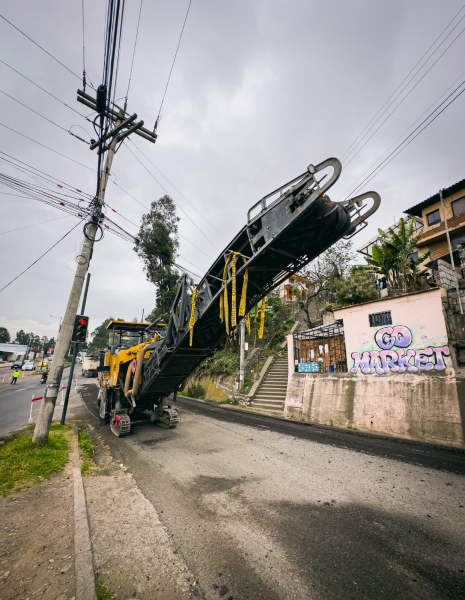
[79,318,87,325]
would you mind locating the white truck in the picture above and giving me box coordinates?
[82,355,99,378]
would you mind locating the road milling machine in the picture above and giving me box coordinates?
[97,157,381,436]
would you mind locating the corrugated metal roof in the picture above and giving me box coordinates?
[404,179,465,217]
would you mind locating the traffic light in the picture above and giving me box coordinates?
[72,315,89,343]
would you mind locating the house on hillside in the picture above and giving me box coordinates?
[404,179,465,268]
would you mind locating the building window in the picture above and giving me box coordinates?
[451,196,465,217]
[369,311,392,327]
[427,209,441,226]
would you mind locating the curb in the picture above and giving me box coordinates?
[71,427,97,600]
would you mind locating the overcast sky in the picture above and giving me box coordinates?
[0,0,464,341]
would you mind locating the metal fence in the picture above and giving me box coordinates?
[293,322,347,373]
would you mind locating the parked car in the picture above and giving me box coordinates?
[22,361,36,371]
[38,360,49,368]
[11,360,24,370]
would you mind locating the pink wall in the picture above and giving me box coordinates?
[334,289,451,375]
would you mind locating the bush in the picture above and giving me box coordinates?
[198,349,239,376]
[187,382,205,399]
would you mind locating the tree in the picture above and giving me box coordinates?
[15,330,30,345]
[335,267,378,306]
[0,327,10,343]
[298,240,355,326]
[87,317,115,354]
[134,195,180,319]
[365,218,430,292]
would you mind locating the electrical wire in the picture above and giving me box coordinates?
[0,122,95,173]
[128,138,224,240]
[341,84,465,201]
[123,142,222,253]
[0,89,90,142]
[125,0,143,104]
[343,19,465,168]
[0,220,83,294]
[338,69,465,202]
[0,59,91,121]
[0,215,70,236]
[0,14,92,88]
[340,5,465,163]
[156,0,193,121]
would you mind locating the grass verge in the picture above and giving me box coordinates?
[0,424,71,497]
[78,426,95,475]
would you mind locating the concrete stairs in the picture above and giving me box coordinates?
[250,355,288,414]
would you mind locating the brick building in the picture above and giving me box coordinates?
[404,179,465,265]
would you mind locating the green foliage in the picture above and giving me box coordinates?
[335,268,378,306]
[365,218,430,291]
[0,424,70,496]
[15,329,29,345]
[269,320,294,351]
[78,427,95,475]
[239,358,267,394]
[87,317,115,354]
[186,382,206,399]
[324,303,334,312]
[96,581,116,600]
[199,349,240,376]
[0,327,10,343]
[134,195,180,317]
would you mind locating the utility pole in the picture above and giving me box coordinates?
[440,189,463,315]
[33,89,156,443]
[60,272,91,425]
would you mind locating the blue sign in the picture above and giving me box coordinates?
[298,362,319,373]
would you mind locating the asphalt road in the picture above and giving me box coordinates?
[81,385,465,600]
[0,365,78,436]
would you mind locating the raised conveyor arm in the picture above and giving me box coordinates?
[136,157,380,403]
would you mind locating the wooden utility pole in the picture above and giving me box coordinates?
[33,97,156,444]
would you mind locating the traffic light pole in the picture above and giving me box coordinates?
[60,273,91,425]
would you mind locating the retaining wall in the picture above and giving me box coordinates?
[284,371,465,447]
[181,372,236,401]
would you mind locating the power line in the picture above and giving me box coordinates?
[0,14,91,88]
[338,70,465,202]
[0,59,91,121]
[123,142,222,253]
[0,220,82,294]
[340,5,465,162]
[341,84,465,201]
[0,215,70,236]
[157,0,193,121]
[128,138,224,240]
[0,121,95,172]
[343,20,465,169]
[125,0,143,104]
[0,88,89,141]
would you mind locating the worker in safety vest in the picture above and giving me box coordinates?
[11,370,20,385]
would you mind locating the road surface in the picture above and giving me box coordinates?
[0,365,79,436]
[81,385,465,600]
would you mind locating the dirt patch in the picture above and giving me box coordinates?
[0,465,75,599]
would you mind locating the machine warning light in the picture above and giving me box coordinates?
[72,315,89,343]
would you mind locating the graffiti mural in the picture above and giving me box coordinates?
[350,325,450,374]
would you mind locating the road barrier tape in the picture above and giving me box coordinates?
[220,251,250,334]
[31,395,43,402]
[189,287,198,347]
[258,297,266,339]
